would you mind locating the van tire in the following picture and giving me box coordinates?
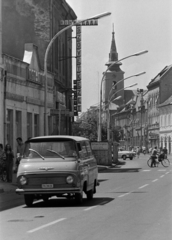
[86,189,93,200]
[122,155,126,160]
[24,194,33,207]
[75,192,83,204]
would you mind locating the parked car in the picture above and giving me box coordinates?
[118,149,134,160]
[16,135,99,207]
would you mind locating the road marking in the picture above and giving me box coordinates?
[152,179,158,182]
[142,170,151,172]
[160,175,164,178]
[27,218,66,233]
[84,206,97,211]
[165,172,169,174]
[139,184,149,189]
[118,192,130,198]
[158,169,166,171]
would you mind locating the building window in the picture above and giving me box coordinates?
[27,113,32,139]
[16,111,22,139]
[168,114,171,126]
[7,109,13,148]
[34,114,39,137]
[164,115,167,127]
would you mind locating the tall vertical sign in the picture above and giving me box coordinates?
[60,19,98,116]
[0,0,2,68]
[74,25,82,116]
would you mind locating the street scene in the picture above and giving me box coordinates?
[0,154,172,240]
[0,0,172,240]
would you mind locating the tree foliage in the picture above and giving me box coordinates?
[72,111,107,141]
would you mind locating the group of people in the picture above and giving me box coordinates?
[150,146,168,167]
[0,137,25,182]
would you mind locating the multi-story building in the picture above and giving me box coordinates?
[0,0,76,150]
[159,95,172,154]
[147,65,172,149]
[114,89,148,150]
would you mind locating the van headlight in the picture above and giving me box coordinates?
[19,176,28,185]
[66,175,74,184]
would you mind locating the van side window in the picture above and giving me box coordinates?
[85,141,92,157]
[78,141,88,159]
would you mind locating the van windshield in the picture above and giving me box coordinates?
[23,140,77,159]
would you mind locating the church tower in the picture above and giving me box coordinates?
[102,24,124,107]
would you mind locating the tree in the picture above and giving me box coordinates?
[72,109,107,141]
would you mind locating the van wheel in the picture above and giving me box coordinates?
[24,194,33,207]
[75,192,83,204]
[130,157,133,160]
[86,189,93,200]
[122,155,126,160]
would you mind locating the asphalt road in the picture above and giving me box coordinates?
[0,155,172,240]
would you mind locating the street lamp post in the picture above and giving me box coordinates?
[107,95,122,141]
[43,12,111,135]
[107,83,138,141]
[97,50,148,141]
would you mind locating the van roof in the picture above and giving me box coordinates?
[27,135,89,142]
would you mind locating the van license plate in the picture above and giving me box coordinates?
[42,184,54,188]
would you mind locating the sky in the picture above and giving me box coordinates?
[66,0,172,112]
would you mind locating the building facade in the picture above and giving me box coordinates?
[147,65,172,149]
[159,95,172,154]
[0,0,77,151]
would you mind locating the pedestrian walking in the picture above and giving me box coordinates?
[136,147,140,158]
[163,146,168,159]
[4,144,14,182]
[16,137,25,165]
[0,143,6,166]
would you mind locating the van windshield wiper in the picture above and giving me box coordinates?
[46,149,65,160]
[29,148,45,160]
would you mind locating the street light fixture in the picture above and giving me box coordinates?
[107,83,138,141]
[43,12,111,135]
[109,83,138,102]
[97,50,148,141]
[108,71,146,101]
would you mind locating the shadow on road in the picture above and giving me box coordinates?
[23,197,114,209]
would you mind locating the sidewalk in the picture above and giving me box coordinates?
[98,158,141,172]
[0,173,17,193]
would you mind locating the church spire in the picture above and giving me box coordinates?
[109,23,118,62]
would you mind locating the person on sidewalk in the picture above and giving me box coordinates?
[4,144,14,182]
[162,146,168,159]
[0,144,6,173]
[16,137,25,169]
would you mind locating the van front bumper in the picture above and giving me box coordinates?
[16,187,81,195]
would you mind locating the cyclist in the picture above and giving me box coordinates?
[151,146,158,167]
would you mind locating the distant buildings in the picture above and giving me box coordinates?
[81,28,172,154]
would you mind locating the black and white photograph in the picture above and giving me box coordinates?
[0,0,172,239]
